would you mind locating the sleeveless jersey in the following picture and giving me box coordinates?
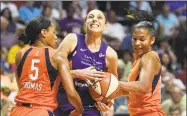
[15,46,60,112]
[128,51,166,116]
[57,34,108,111]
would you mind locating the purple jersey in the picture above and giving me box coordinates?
[55,34,108,116]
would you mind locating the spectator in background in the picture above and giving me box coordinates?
[157,5,179,37]
[129,1,152,14]
[165,1,186,22]
[71,1,82,20]
[117,59,125,80]
[1,47,11,73]
[175,58,187,87]
[103,9,126,50]
[58,4,83,36]
[19,1,41,23]
[161,53,172,72]
[168,105,182,116]
[8,40,28,72]
[158,39,177,72]
[1,16,18,49]
[0,8,16,32]
[42,5,58,27]
[113,59,128,114]
[42,1,60,20]
[120,22,136,53]
[162,86,186,115]
[1,69,18,116]
[121,50,132,82]
[1,1,19,20]
[81,1,98,19]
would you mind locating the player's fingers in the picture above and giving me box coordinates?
[86,80,92,85]
[93,71,105,75]
[107,99,114,107]
[88,76,102,81]
[97,102,109,112]
[92,73,106,78]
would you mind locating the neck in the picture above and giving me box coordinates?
[33,39,48,48]
[85,33,102,50]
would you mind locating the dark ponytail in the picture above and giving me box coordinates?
[125,9,156,36]
[17,33,30,44]
[18,16,51,45]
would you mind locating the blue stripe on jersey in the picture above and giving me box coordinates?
[17,48,33,79]
[135,70,161,93]
[152,70,161,93]
[45,48,58,89]
[47,110,54,116]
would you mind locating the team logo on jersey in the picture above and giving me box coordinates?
[80,48,87,52]
[99,53,105,58]
[73,51,77,56]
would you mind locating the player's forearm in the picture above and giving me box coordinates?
[119,81,148,95]
[70,70,80,78]
[117,88,129,97]
[67,92,83,113]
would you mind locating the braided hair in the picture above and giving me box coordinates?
[125,9,156,36]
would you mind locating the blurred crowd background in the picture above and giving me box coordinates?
[1,1,186,116]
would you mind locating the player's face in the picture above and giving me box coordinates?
[132,28,155,57]
[45,24,57,48]
[85,10,107,33]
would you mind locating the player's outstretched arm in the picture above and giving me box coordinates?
[52,51,83,114]
[118,53,160,95]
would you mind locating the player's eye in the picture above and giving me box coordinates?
[88,15,94,19]
[98,16,102,19]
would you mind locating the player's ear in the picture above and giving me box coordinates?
[150,36,155,45]
[41,29,47,38]
[103,23,108,31]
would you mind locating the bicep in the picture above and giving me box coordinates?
[56,33,77,57]
[106,48,118,78]
[139,55,158,89]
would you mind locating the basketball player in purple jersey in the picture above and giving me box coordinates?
[54,9,118,116]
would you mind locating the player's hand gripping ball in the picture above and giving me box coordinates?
[88,72,119,104]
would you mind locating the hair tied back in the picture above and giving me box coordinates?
[17,33,30,44]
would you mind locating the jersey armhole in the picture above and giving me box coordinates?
[17,48,33,78]
[68,34,79,60]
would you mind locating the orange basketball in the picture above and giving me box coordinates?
[88,72,119,104]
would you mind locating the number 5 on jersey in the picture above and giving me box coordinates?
[30,59,40,80]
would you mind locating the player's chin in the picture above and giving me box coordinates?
[88,28,102,33]
[134,50,143,56]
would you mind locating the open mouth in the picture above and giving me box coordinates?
[90,24,99,27]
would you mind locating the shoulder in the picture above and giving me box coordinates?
[140,51,161,70]
[106,46,118,60]
[141,51,160,64]
[64,33,78,41]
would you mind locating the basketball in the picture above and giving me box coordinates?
[88,72,119,104]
